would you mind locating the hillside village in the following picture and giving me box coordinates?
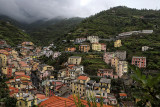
[0,27,158,107]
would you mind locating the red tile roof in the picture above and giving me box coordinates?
[119,93,127,97]
[5,81,10,84]
[77,76,89,81]
[19,61,28,67]
[9,87,19,96]
[39,95,112,107]
[15,75,30,79]
[68,64,76,67]
[0,49,9,55]
[15,72,25,76]
[36,94,48,100]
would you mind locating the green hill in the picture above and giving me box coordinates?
[29,17,83,46]
[63,6,160,70]
[0,21,30,46]
[69,6,160,38]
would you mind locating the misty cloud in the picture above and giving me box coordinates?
[0,0,159,23]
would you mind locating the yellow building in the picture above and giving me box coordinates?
[98,78,111,93]
[16,93,37,107]
[6,75,31,90]
[68,56,82,65]
[0,54,7,67]
[116,61,128,77]
[92,43,101,51]
[45,85,50,97]
[42,65,54,71]
[71,76,90,96]
[2,67,8,75]
[111,57,119,67]
[58,69,67,79]
[11,50,18,59]
[114,40,122,47]
[85,80,108,99]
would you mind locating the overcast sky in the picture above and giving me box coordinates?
[0,0,159,23]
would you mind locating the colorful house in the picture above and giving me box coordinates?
[2,64,16,77]
[16,93,37,107]
[97,69,114,78]
[103,52,115,64]
[87,36,99,43]
[79,44,90,52]
[39,65,54,80]
[99,78,111,93]
[52,52,61,59]
[115,51,126,60]
[68,56,82,65]
[111,57,119,67]
[101,43,106,51]
[116,61,128,77]
[92,43,102,51]
[9,87,19,97]
[142,46,149,51]
[21,41,34,46]
[114,40,122,47]
[6,75,32,90]
[119,93,127,99]
[132,56,146,68]
[0,53,7,67]
[58,69,68,79]
[71,76,90,96]
[65,47,76,52]
[75,38,87,43]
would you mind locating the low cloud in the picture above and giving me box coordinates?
[0,0,159,23]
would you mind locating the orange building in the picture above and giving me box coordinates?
[65,47,76,52]
[79,44,90,52]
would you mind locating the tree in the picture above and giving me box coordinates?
[5,97,17,107]
[130,65,160,106]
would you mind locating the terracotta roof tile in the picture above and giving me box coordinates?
[119,93,127,97]
[0,49,9,55]
[16,75,30,79]
[15,72,25,76]
[9,87,19,96]
[39,95,112,107]
[36,94,48,100]
[77,76,89,81]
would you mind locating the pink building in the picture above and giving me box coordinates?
[40,71,50,80]
[103,52,115,64]
[132,56,146,68]
[101,43,106,51]
[7,64,14,77]
[97,69,118,79]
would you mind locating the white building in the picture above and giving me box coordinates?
[141,30,153,34]
[87,36,99,43]
[142,46,149,51]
